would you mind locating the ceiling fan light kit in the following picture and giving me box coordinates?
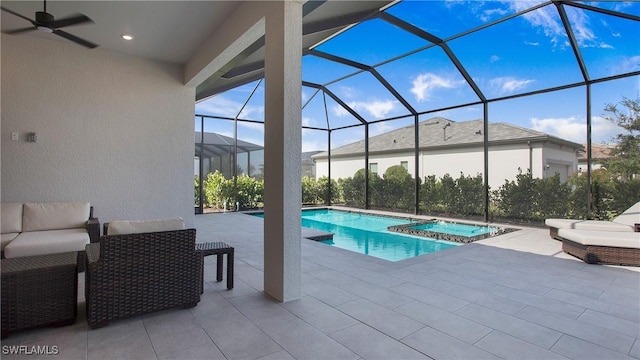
[1,0,98,48]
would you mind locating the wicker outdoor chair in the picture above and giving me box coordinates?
[85,228,202,329]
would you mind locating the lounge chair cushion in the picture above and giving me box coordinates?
[545,219,634,232]
[557,229,640,248]
[22,202,91,232]
[613,201,640,227]
[1,203,23,234]
[3,228,90,258]
[106,217,185,235]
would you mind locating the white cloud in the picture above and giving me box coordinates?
[356,100,399,119]
[616,55,640,74]
[338,86,358,99]
[489,77,535,94]
[196,95,241,117]
[509,2,565,44]
[490,55,501,62]
[332,100,399,120]
[566,7,596,45]
[196,95,263,119]
[524,41,539,46]
[332,104,351,118]
[302,133,327,152]
[410,73,465,102]
[302,116,314,127]
[480,7,510,22]
[506,3,612,49]
[238,105,264,120]
[302,116,328,129]
[530,116,622,143]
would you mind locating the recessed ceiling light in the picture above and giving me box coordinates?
[121,34,134,41]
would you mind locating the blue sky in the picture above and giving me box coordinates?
[195,0,639,153]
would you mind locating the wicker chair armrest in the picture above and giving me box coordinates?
[87,218,101,243]
[86,243,101,264]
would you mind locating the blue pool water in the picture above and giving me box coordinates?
[255,209,459,261]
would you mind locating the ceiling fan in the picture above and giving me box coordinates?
[1,0,98,48]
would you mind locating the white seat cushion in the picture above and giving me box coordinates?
[106,217,185,235]
[3,228,90,258]
[613,201,640,227]
[1,233,19,251]
[545,218,633,232]
[22,202,90,232]
[557,229,640,248]
[1,203,23,234]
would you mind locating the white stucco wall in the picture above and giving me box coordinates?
[542,144,579,182]
[422,147,484,180]
[486,145,534,188]
[1,35,195,226]
[328,158,367,179]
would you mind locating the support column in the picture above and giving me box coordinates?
[263,0,302,302]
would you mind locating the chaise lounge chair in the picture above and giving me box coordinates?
[545,201,640,240]
[556,228,640,266]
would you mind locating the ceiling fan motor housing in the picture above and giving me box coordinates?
[35,11,54,32]
[35,11,54,24]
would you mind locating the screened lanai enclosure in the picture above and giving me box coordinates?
[194,0,639,223]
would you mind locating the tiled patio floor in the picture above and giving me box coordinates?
[2,209,639,359]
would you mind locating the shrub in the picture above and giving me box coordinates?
[204,171,233,210]
[317,176,341,204]
[236,174,263,210]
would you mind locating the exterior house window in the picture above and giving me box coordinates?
[369,163,378,175]
[401,161,408,170]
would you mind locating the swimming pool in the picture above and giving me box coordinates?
[254,209,460,261]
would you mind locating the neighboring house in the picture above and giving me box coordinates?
[302,151,322,178]
[313,117,583,189]
[577,143,613,173]
[195,131,264,179]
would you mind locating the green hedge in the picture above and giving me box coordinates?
[196,168,639,222]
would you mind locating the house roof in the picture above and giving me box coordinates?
[579,143,613,161]
[314,117,584,158]
[195,131,262,159]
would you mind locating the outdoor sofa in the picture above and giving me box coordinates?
[1,202,99,267]
[85,218,201,329]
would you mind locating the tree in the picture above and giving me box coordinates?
[602,96,640,180]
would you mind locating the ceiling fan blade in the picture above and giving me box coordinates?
[1,6,35,23]
[51,13,93,29]
[53,29,98,49]
[3,26,37,35]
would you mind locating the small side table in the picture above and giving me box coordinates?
[196,242,234,290]
[1,252,78,338]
